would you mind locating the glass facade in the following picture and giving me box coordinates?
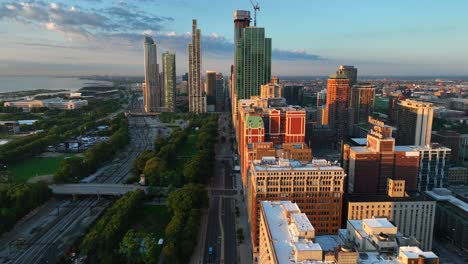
[235,27,272,100]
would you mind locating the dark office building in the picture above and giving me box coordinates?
[283,85,304,106]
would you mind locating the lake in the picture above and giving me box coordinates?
[0,76,112,93]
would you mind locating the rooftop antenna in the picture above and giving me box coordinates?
[249,0,260,26]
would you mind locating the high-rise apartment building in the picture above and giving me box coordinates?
[323,73,350,140]
[396,99,434,146]
[350,83,375,125]
[162,52,176,112]
[233,24,272,128]
[283,85,304,106]
[143,36,160,112]
[248,157,346,255]
[338,65,358,87]
[232,10,251,126]
[205,71,217,109]
[411,144,451,191]
[343,117,420,194]
[215,73,225,112]
[188,19,206,113]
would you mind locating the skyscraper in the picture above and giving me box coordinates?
[323,73,350,140]
[396,99,434,146]
[338,65,358,87]
[232,11,251,121]
[215,73,225,112]
[162,52,176,112]
[205,71,216,110]
[188,19,206,113]
[349,83,376,131]
[143,36,160,112]
[236,27,272,100]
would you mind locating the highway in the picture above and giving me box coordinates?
[203,113,238,264]
[0,98,165,264]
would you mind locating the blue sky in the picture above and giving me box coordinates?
[0,0,467,76]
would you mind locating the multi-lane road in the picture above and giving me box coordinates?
[203,113,239,264]
[0,114,162,264]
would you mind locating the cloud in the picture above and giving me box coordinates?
[0,1,173,39]
[272,49,322,61]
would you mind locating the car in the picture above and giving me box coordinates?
[208,246,213,255]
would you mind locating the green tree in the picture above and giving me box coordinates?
[133,150,155,175]
[120,229,144,263]
[143,157,167,186]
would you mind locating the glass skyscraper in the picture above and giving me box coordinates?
[235,27,272,100]
[162,52,176,112]
[143,36,160,112]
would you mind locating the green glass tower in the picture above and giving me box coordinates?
[235,27,272,100]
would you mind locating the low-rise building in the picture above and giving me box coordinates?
[398,246,439,264]
[346,179,436,250]
[42,98,88,109]
[4,100,44,109]
[259,201,324,263]
[4,98,88,110]
[345,218,398,252]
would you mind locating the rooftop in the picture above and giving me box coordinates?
[399,246,438,259]
[261,201,322,264]
[314,235,343,252]
[253,158,344,172]
[364,218,395,229]
[346,192,435,203]
[245,115,264,129]
[292,213,314,232]
[425,188,468,213]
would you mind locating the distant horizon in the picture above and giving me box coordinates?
[2,74,468,80]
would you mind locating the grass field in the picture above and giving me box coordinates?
[180,130,200,156]
[9,154,75,183]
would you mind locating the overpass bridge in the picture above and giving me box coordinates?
[50,184,149,196]
[50,184,239,197]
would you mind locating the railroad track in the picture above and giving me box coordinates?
[0,116,159,264]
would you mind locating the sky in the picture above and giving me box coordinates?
[0,0,467,76]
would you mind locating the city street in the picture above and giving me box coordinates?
[202,113,239,264]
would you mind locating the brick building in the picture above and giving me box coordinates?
[343,117,420,194]
[247,157,346,254]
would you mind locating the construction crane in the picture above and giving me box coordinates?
[249,0,260,26]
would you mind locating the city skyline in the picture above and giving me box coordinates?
[1,0,468,76]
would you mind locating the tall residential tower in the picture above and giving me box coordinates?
[338,65,358,87]
[143,36,160,112]
[162,52,176,112]
[323,73,350,140]
[188,19,206,113]
[396,99,434,146]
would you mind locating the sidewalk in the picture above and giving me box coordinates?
[234,173,253,264]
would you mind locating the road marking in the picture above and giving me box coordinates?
[218,197,225,264]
